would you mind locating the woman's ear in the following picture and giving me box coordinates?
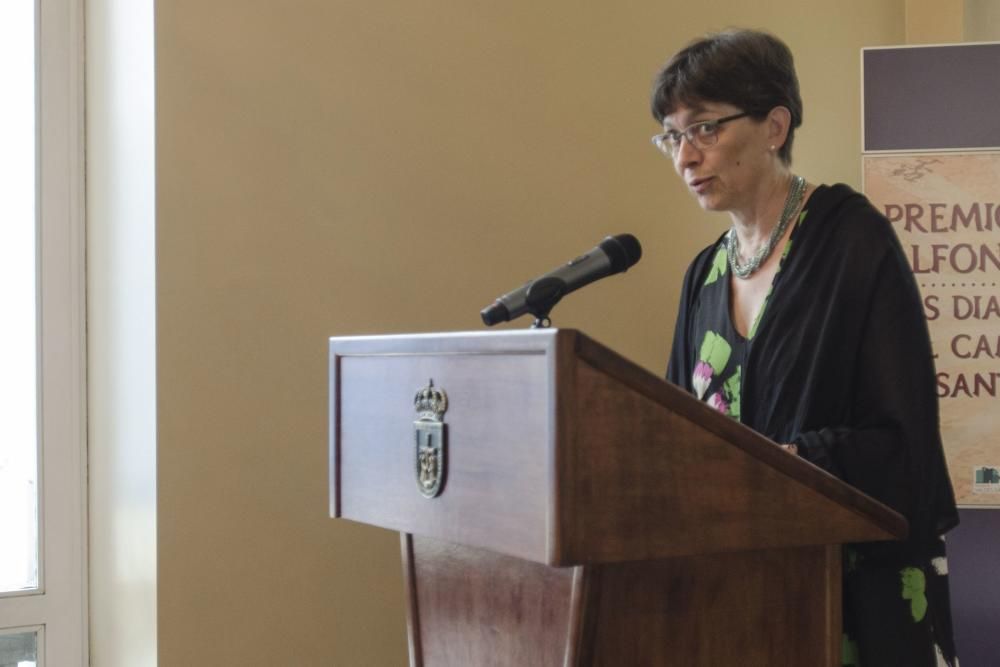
[767,106,792,151]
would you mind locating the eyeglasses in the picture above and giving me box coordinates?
[651,112,750,157]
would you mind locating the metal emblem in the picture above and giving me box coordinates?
[414,379,448,498]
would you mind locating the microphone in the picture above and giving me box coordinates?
[480,234,642,326]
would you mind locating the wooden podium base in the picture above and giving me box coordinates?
[402,535,841,666]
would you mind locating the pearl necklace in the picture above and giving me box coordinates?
[727,175,806,280]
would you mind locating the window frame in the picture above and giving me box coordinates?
[0,0,88,663]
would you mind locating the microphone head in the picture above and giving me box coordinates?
[599,234,642,273]
[481,301,510,326]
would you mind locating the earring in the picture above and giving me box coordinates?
[769,145,776,151]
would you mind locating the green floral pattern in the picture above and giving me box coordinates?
[841,634,860,666]
[693,331,731,401]
[704,246,728,286]
[722,366,741,420]
[901,567,928,623]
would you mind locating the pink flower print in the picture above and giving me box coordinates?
[707,391,729,414]
[693,361,713,399]
[694,331,732,400]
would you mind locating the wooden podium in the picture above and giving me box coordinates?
[329,329,906,666]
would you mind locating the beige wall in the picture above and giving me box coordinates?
[906,0,965,43]
[905,0,1000,44]
[965,0,1000,42]
[156,2,904,664]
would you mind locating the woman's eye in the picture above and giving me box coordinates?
[695,122,717,137]
[666,131,683,144]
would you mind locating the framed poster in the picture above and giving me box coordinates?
[864,152,1000,505]
[863,43,1000,506]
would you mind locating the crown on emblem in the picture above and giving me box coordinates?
[414,379,448,420]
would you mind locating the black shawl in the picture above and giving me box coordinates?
[667,183,959,548]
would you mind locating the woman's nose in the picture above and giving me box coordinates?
[674,135,702,169]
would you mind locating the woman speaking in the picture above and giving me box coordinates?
[653,30,959,666]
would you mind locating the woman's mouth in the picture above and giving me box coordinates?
[688,177,713,194]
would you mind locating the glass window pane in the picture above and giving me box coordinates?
[0,0,39,594]
[0,630,38,667]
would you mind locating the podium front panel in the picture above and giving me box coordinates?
[332,334,557,563]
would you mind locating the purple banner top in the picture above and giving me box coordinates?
[863,43,1000,152]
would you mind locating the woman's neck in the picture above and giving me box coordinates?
[729,170,794,255]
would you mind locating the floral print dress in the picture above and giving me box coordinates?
[677,199,959,667]
[686,221,789,421]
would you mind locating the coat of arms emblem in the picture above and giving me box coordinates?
[414,379,448,498]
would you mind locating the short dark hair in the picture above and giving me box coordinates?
[650,30,803,165]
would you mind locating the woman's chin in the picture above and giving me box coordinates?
[695,193,726,212]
